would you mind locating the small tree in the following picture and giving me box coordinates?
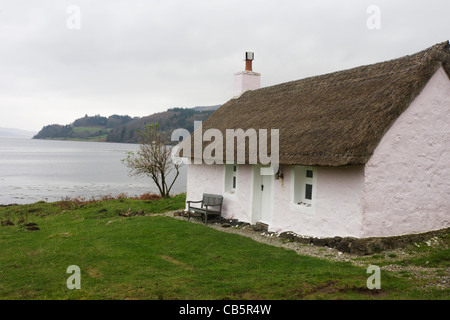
[122,123,181,198]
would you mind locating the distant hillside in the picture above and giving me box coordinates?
[0,127,36,138]
[33,114,134,142]
[192,105,221,112]
[33,106,220,143]
[106,107,219,143]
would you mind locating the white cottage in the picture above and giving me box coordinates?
[182,41,450,238]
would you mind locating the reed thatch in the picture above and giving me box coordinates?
[181,41,450,166]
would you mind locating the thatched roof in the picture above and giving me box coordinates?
[182,41,450,166]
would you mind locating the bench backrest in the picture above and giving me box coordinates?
[202,193,223,206]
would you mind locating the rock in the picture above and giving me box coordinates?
[256,222,269,232]
[237,222,250,228]
[279,232,295,241]
[311,238,328,247]
[296,237,312,245]
[249,224,264,232]
[336,237,357,253]
[279,231,311,244]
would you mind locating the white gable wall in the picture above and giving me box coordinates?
[362,66,450,237]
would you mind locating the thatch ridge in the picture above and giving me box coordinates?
[181,41,450,166]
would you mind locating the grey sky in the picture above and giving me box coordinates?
[0,0,449,132]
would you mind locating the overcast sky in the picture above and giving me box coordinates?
[0,0,449,132]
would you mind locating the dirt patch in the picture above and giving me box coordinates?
[1,219,15,226]
[86,267,103,278]
[290,281,387,298]
[23,222,40,231]
[118,208,146,217]
[339,285,388,297]
[308,280,340,296]
[160,255,193,270]
[24,222,38,227]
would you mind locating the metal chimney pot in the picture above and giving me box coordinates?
[245,52,254,71]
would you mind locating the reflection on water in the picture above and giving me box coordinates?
[0,137,186,205]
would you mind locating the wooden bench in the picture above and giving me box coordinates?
[187,193,223,224]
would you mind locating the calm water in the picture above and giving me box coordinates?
[0,137,186,205]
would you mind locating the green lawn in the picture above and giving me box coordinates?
[68,126,113,141]
[0,194,448,300]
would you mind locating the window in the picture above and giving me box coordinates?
[224,164,237,194]
[293,166,316,208]
[305,183,313,200]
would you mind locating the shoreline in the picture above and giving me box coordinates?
[0,191,186,207]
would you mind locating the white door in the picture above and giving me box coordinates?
[252,166,273,225]
[259,174,273,224]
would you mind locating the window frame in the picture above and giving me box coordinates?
[224,164,238,195]
[291,166,316,213]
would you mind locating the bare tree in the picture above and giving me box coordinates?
[122,123,181,198]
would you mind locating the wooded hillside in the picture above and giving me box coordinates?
[33,106,220,143]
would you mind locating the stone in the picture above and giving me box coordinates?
[279,232,295,241]
[311,238,328,247]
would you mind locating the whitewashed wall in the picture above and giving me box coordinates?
[187,162,366,238]
[185,163,253,223]
[362,66,450,237]
[270,165,365,238]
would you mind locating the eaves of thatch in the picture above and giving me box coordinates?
[183,41,450,166]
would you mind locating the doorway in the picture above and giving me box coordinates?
[252,166,273,225]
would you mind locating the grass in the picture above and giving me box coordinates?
[401,235,450,268]
[0,193,448,300]
[45,126,114,142]
[353,234,450,270]
[72,126,109,133]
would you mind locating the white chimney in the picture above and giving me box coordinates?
[233,52,261,97]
